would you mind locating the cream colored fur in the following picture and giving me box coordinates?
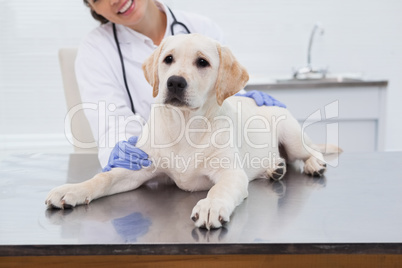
[46,34,338,229]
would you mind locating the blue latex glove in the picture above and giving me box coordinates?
[236,90,286,108]
[102,136,152,172]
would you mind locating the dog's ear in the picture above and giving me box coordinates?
[142,41,165,98]
[215,44,249,106]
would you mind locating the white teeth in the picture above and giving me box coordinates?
[119,0,133,14]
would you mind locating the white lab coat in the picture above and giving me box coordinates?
[75,1,224,167]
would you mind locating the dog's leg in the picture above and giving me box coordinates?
[45,168,154,209]
[278,114,327,176]
[190,169,249,229]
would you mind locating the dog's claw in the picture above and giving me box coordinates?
[60,199,66,209]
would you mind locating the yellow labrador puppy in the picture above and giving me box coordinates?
[46,34,337,229]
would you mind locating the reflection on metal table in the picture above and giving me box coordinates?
[0,152,401,267]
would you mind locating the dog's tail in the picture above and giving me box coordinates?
[314,144,343,155]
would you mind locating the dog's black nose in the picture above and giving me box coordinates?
[167,76,187,94]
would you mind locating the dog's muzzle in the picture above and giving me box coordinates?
[165,75,188,106]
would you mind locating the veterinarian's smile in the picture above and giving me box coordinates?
[118,0,135,16]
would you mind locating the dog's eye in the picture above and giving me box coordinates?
[196,58,210,68]
[163,55,173,64]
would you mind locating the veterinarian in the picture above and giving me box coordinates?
[76,0,285,171]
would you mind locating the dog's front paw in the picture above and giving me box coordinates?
[45,184,91,209]
[304,157,327,177]
[191,198,231,230]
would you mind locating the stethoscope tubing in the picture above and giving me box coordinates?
[167,7,191,35]
[112,23,135,114]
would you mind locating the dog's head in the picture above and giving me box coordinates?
[142,34,249,109]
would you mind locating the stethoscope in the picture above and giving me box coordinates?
[112,7,191,114]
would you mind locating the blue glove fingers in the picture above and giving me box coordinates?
[114,142,148,163]
[237,90,286,108]
[261,93,274,106]
[262,92,286,108]
[138,159,152,167]
[127,136,139,145]
[118,141,149,159]
[103,157,151,172]
[102,165,112,172]
[124,153,152,167]
[120,148,149,163]
[125,146,148,159]
[236,90,264,106]
[250,91,264,106]
[102,138,151,172]
[109,158,142,170]
[273,99,287,108]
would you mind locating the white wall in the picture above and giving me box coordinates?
[0,1,98,153]
[1,0,401,153]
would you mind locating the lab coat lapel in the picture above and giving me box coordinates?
[114,24,154,65]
